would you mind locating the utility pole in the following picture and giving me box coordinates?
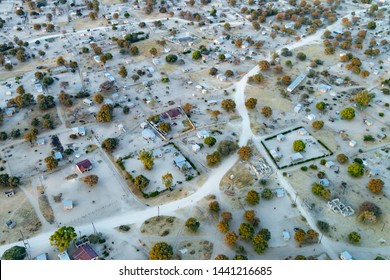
[20,230,31,260]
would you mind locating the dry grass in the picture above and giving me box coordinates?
[220,161,255,189]
[38,194,55,224]
[178,240,213,260]
[140,215,182,237]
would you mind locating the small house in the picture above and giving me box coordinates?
[340,251,353,260]
[71,126,86,136]
[377,133,386,140]
[197,130,210,139]
[270,149,283,161]
[325,161,335,169]
[349,140,357,147]
[72,244,98,260]
[335,78,344,85]
[63,200,73,210]
[282,230,291,241]
[76,159,92,173]
[54,151,63,161]
[216,74,227,82]
[368,169,379,177]
[58,251,70,260]
[319,178,330,187]
[192,144,201,152]
[35,253,49,260]
[290,152,303,162]
[307,114,316,121]
[6,219,16,229]
[83,98,93,106]
[274,188,285,198]
[319,84,332,93]
[152,58,160,65]
[276,134,286,142]
[298,128,307,136]
[5,107,16,117]
[140,122,148,129]
[4,189,15,197]
[173,155,191,171]
[36,138,45,146]
[51,65,68,74]
[364,119,374,126]
[294,103,302,113]
[214,37,224,45]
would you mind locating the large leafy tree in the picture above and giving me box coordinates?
[246,190,260,205]
[185,217,200,232]
[245,98,257,109]
[1,246,26,260]
[162,173,173,189]
[353,90,373,108]
[138,149,154,170]
[261,106,272,118]
[96,104,114,122]
[45,156,58,170]
[340,107,355,120]
[101,137,118,152]
[293,140,305,152]
[49,226,77,252]
[204,136,216,147]
[238,146,252,160]
[221,99,236,112]
[149,242,173,260]
[252,233,268,254]
[134,175,150,190]
[83,175,99,186]
[347,163,364,177]
[238,223,254,240]
[225,231,238,246]
[367,178,384,194]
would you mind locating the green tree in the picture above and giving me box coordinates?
[101,137,118,152]
[149,242,173,260]
[96,104,114,122]
[252,233,268,254]
[246,190,260,205]
[367,178,384,194]
[354,90,373,108]
[16,85,25,95]
[239,223,254,240]
[83,175,99,186]
[348,231,361,244]
[258,60,270,71]
[49,226,77,252]
[217,221,230,233]
[93,94,104,104]
[340,107,355,120]
[293,140,305,152]
[296,52,307,61]
[185,217,200,232]
[238,146,252,160]
[294,229,306,243]
[139,149,154,170]
[58,91,73,107]
[245,98,257,109]
[225,231,238,246]
[217,140,238,157]
[347,163,364,177]
[165,54,178,63]
[204,136,216,147]
[149,47,158,56]
[215,254,229,260]
[158,122,171,133]
[206,151,221,167]
[261,106,272,118]
[367,21,376,30]
[162,173,173,189]
[118,66,128,78]
[45,156,58,171]
[209,201,220,213]
[336,153,348,164]
[23,128,39,144]
[248,73,265,84]
[221,99,236,112]
[192,50,202,60]
[316,102,326,111]
[1,246,26,260]
[134,174,150,190]
[261,188,274,200]
[56,56,66,66]
[312,120,324,130]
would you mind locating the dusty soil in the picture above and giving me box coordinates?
[0,190,42,245]
[177,240,213,260]
[37,186,55,224]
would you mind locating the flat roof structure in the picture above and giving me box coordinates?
[287,73,306,92]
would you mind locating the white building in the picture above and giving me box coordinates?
[192,144,201,152]
[294,103,303,113]
[290,152,303,162]
[287,73,306,93]
[197,130,210,139]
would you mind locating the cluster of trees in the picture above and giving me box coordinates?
[340,54,370,78]
[347,162,364,177]
[206,140,238,167]
[294,228,319,244]
[357,201,381,225]
[59,91,73,107]
[0,173,20,188]
[49,226,77,253]
[353,90,374,108]
[1,246,26,260]
[44,156,58,171]
[311,183,331,200]
[83,175,99,187]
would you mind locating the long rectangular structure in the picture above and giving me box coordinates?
[287,73,306,92]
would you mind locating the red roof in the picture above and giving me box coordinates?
[76,159,92,172]
[72,244,98,260]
